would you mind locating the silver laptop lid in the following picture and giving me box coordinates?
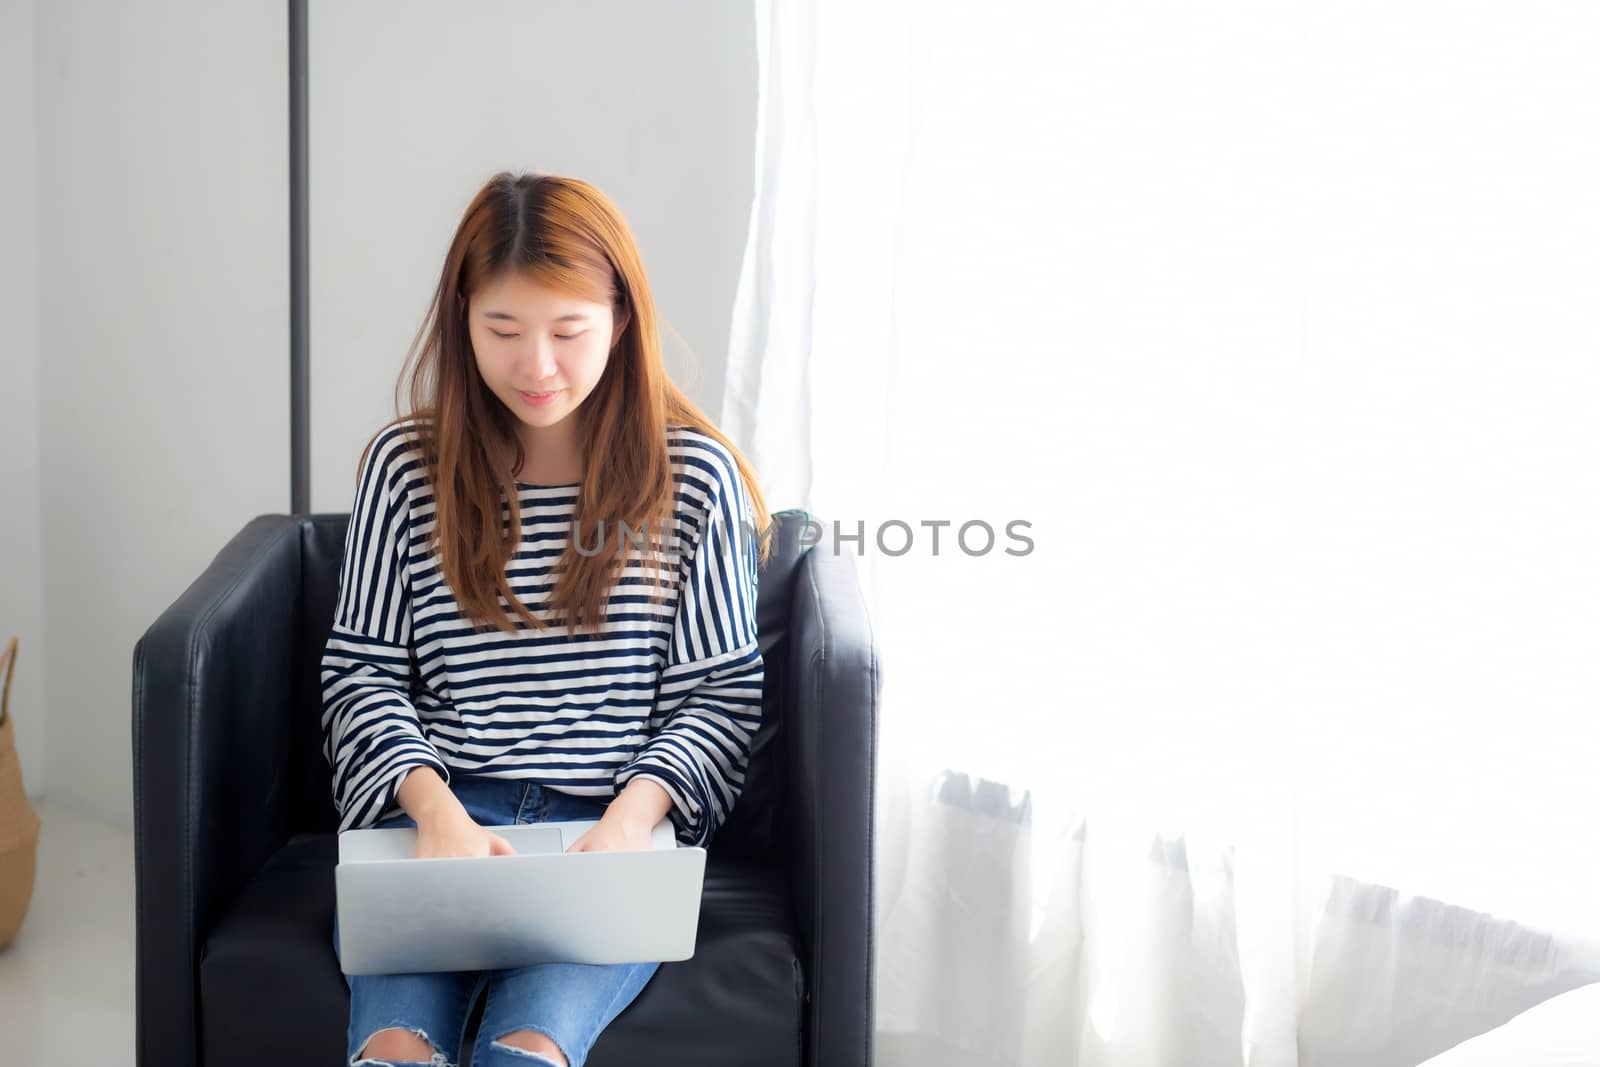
[335,818,705,975]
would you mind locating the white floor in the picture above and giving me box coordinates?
[0,800,136,1067]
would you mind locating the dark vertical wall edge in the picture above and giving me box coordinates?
[289,0,310,513]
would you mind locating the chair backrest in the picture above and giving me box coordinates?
[283,508,819,867]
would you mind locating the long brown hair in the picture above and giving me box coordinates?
[357,171,772,637]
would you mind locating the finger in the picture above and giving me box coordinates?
[490,834,515,856]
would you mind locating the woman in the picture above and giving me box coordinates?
[322,171,772,1067]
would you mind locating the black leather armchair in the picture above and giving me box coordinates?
[132,508,878,1067]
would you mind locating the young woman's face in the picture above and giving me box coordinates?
[464,271,620,432]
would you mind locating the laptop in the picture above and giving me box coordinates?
[334,816,706,975]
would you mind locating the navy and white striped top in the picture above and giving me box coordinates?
[320,418,764,847]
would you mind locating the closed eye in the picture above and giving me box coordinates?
[491,331,585,340]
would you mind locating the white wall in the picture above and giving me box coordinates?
[34,0,289,828]
[308,0,756,511]
[0,0,44,800]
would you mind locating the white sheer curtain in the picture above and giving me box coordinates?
[725,2,1600,1065]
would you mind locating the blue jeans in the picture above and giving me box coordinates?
[331,774,662,1067]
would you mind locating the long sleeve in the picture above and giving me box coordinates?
[614,454,765,847]
[320,429,450,832]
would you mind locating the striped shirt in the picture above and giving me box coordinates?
[319,418,764,847]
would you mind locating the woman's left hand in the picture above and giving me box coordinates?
[566,808,654,853]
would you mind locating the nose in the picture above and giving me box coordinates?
[517,338,560,383]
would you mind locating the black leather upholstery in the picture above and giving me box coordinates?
[132,508,877,1067]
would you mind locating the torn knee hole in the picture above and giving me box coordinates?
[355,1025,448,1065]
[490,1029,568,1066]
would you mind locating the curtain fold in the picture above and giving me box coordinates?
[722,0,818,509]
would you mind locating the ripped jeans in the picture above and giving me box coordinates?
[332,774,661,1067]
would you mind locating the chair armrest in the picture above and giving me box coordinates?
[132,514,304,1067]
[785,542,880,1067]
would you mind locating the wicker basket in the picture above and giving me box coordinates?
[0,634,40,948]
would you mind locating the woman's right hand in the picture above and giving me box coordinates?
[396,765,516,858]
[413,803,518,860]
